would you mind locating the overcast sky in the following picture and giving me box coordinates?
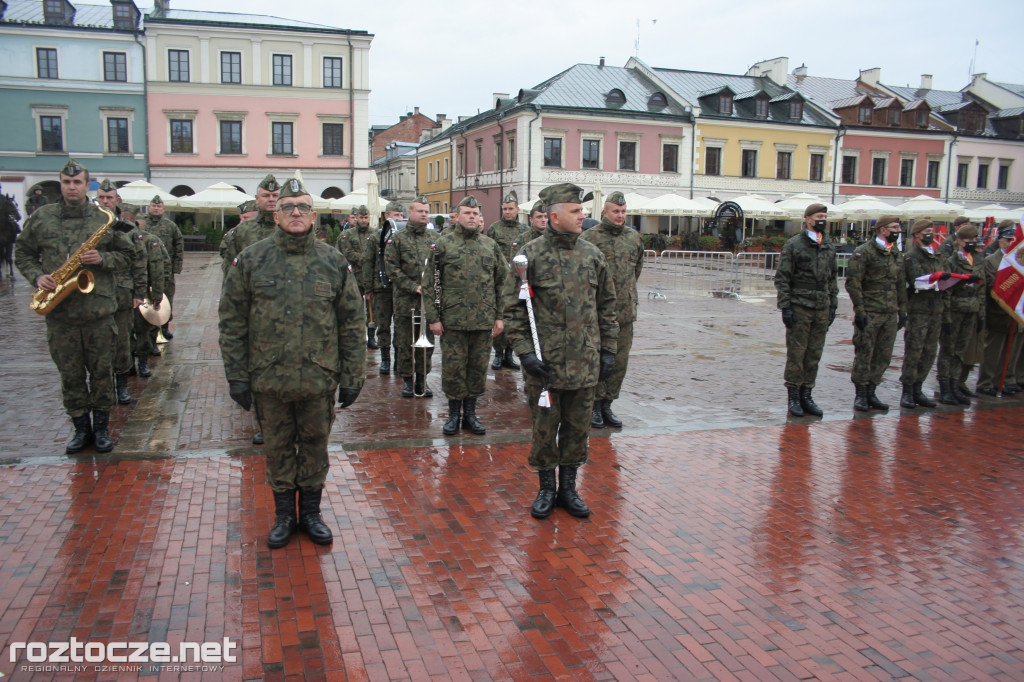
[168,0,1023,127]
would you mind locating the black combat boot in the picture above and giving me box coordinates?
[854,384,870,412]
[556,466,591,518]
[267,489,297,549]
[401,376,414,398]
[799,387,823,416]
[442,399,461,435]
[115,373,131,404]
[530,469,557,519]
[137,355,151,377]
[414,373,433,397]
[127,360,137,377]
[899,383,917,409]
[600,399,623,427]
[502,347,520,370]
[92,411,113,453]
[298,488,333,545]
[150,341,161,356]
[938,378,958,405]
[491,351,503,370]
[866,383,889,411]
[379,347,391,374]
[951,380,971,406]
[367,329,379,349]
[913,382,937,408]
[787,387,804,417]
[591,402,604,428]
[161,323,173,340]
[252,430,264,445]
[66,414,93,454]
[461,398,485,435]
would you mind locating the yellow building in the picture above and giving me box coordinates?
[416,136,452,214]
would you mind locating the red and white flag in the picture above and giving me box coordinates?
[914,272,970,291]
[991,222,1024,327]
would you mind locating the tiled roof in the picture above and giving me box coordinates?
[0,0,118,28]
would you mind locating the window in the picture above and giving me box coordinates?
[474,144,482,173]
[168,50,189,82]
[427,162,433,183]
[107,117,129,153]
[776,151,791,180]
[323,123,343,156]
[871,157,887,185]
[543,137,562,167]
[842,155,857,184]
[859,105,872,125]
[507,137,515,168]
[494,138,502,170]
[649,92,667,107]
[927,160,940,188]
[619,141,636,171]
[789,100,803,120]
[44,0,64,21]
[456,146,463,176]
[998,165,1010,190]
[40,116,63,152]
[323,57,343,88]
[810,153,824,182]
[900,159,914,187]
[916,110,928,127]
[36,48,58,79]
[272,122,294,155]
[977,163,989,189]
[170,120,193,153]
[112,2,134,29]
[719,94,733,115]
[888,108,900,126]
[221,52,241,84]
[956,163,969,188]
[273,54,292,86]
[755,97,768,118]
[705,147,722,175]
[741,149,757,177]
[582,139,600,169]
[444,157,449,180]
[662,143,679,173]
[103,52,127,82]
[220,120,242,154]
[605,89,625,104]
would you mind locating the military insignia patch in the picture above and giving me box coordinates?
[289,179,300,193]
[314,280,332,297]
[232,257,239,266]
[347,264,353,273]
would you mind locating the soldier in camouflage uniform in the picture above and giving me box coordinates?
[899,219,951,409]
[580,191,643,429]
[424,195,508,435]
[978,225,1022,396]
[384,197,435,397]
[846,214,907,411]
[503,183,618,520]
[143,196,183,341]
[361,202,400,373]
[526,200,548,237]
[121,203,167,379]
[14,159,135,454]
[219,177,366,549]
[774,203,839,417]
[220,175,280,277]
[487,191,524,370]
[937,223,987,405]
[217,201,257,270]
[335,205,376,349]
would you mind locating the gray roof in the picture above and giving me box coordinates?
[526,63,690,117]
[786,74,866,105]
[993,106,1024,118]
[883,83,965,109]
[993,81,1024,98]
[145,8,366,34]
[0,0,120,29]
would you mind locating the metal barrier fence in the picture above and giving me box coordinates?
[641,249,849,299]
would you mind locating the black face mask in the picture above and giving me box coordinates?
[885,232,900,244]
[814,219,826,230]
[963,242,977,252]
[920,234,935,246]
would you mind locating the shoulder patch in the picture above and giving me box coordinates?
[853,253,862,258]
[347,264,353,273]
[232,257,239,266]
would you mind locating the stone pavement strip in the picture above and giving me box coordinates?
[0,254,1022,680]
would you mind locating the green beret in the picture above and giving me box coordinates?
[120,203,140,215]
[237,200,257,213]
[60,159,86,177]
[804,203,828,217]
[458,195,480,209]
[911,219,933,235]
[356,205,369,216]
[952,216,971,227]
[502,189,518,204]
[529,200,545,215]
[385,201,403,213]
[259,174,279,192]
[150,195,163,205]
[278,177,310,200]
[956,224,979,239]
[98,179,117,192]
[538,183,593,207]
[875,215,900,229]
[605,191,626,206]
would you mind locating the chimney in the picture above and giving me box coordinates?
[859,67,881,87]
[919,74,933,91]
[435,113,446,124]
[414,106,420,116]
[746,57,788,85]
[599,56,605,67]
[399,115,408,122]
[793,63,808,78]
[153,0,169,14]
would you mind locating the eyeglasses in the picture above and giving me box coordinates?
[277,203,313,215]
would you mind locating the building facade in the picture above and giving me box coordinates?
[416,134,452,215]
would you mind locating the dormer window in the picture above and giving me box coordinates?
[889,108,900,126]
[648,92,667,107]
[112,1,136,29]
[789,100,803,120]
[605,89,626,104]
[755,96,768,118]
[859,105,872,124]
[916,110,928,127]
[43,0,65,23]
[719,94,733,115]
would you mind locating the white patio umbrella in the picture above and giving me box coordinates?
[837,195,896,219]
[692,196,721,211]
[893,194,965,219]
[730,194,789,219]
[621,192,653,210]
[329,189,369,213]
[591,181,603,220]
[367,171,381,229]
[962,204,1020,223]
[774,193,845,220]
[117,180,180,208]
[635,193,715,217]
[178,182,255,230]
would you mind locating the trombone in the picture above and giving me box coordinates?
[411,256,433,397]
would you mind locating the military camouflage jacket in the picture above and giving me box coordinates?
[361,223,394,293]
[775,231,838,311]
[112,221,147,308]
[944,249,986,319]
[846,238,907,315]
[502,228,618,390]
[139,230,167,304]
[15,201,135,324]
[335,223,372,292]
[487,218,525,263]
[219,226,366,401]
[384,222,434,301]
[220,211,276,275]
[903,244,946,315]
[580,217,644,324]
[422,222,507,331]
[144,215,183,274]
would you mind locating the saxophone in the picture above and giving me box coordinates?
[30,205,116,315]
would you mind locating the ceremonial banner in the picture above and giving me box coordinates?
[991,223,1024,327]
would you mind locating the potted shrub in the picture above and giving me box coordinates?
[764,235,788,252]
[697,235,721,251]
[665,234,683,250]
[739,236,765,252]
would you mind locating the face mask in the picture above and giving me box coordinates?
[963,242,977,252]
[814,220,826,230]
[920,234,935,246]
[886,232,900,244]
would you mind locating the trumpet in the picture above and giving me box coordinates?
[411,256,433,397]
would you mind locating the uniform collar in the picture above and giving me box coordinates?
[273,225,316,254]
[407,221,426,235]
[600,216,626,235]
[501,217,520,228]
[258,209,276,226]
[545,227,581,250]
[59,200,87,219]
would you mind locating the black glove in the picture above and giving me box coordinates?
[781,308,795,329]
[519,352,550,380]
[338,387,360,408]
[855,314,868,331]
[599,350,616,382]
[228,381,252,411]
[968,274,982,284]
[828,307,837,327]
[941,322,953,336]
[939,271,952,281]
[897,312,907,330]
[977,317,985,332]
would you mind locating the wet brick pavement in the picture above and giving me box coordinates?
[1,254,1022,680]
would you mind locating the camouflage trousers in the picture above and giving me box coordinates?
[783,304,830,389]
[393,294,434,378]
[368,289,393,350]
[132,309,159,357]
[114,305,135,375]
[978,326,1022,390]
[899,310,941,385]
[525,377,595,471]
[45,316,118,417]
[595,320,633,401]
[851,311,897,385]
[165,277,176,324]
[254,391,335,493]
[938,311,978,380]
[440,329,491,399]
